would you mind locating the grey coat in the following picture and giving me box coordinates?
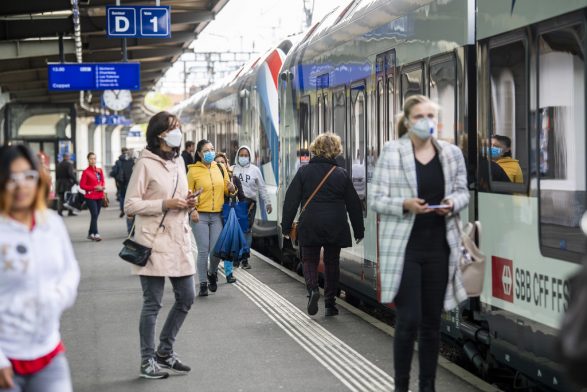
[368,137,469,310]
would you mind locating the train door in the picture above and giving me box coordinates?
[364,51,396,293]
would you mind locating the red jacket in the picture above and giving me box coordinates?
[80,166,105,200]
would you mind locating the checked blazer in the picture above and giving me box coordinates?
[368,136,469,310]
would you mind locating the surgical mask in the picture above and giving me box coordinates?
[409,118,435,140]
[162,128,182,148]
[203,151,215,164]
[238,156,250,166]
[490,146,502,158]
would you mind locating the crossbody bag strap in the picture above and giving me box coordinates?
[158,169,179,229]
[300,165,336,215]
[126,168,179,241]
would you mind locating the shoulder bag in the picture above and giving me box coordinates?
[119,171,179,266]
[455,215,485,297]
[289,166,336,242]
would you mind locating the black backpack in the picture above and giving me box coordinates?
[558,262,587,387]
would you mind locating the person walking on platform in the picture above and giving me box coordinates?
[281,133,364,317]
[187,140,236,297]
[214,152,246,283]
[181,141,195,173]
[55,152,78,216]
[0,145,80,392]
[79,152,105,242]
[369,95,469,392]
[232,145,272,269]
[110,148,135,218]
[124,111,197,379]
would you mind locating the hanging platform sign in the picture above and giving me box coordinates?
[106,6,171,38]
[48,63,141,91]
[94,115,133,126]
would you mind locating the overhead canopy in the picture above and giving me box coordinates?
[0,0,230,122]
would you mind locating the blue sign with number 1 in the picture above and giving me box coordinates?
[106,6,170,38]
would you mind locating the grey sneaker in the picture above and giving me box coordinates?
[140,357,169,379]
[156,352,191,375]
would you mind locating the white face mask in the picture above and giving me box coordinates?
[238,156,250,166]
[162,128,182,148]
[409,118,436,140]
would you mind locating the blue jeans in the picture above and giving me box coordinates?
[192,212,223,284]
[139,275,195,361]
[85,198,101,235]
[7,354,72,392]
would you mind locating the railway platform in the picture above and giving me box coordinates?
[61,207,498,392]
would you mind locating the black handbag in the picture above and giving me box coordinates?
[119,238,152,266]
[119,171,179,266]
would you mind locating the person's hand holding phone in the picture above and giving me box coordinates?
[403,198,431,214]
[434,199,453,216]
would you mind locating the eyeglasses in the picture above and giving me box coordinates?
[6,170,39,190]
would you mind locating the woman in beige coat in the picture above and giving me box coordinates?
[124,112,197,380]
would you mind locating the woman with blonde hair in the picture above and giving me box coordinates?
[0,145,79,391]
[369,95,469,392]
[282,133,364,316]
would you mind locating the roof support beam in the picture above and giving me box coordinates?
[0,40,74,60]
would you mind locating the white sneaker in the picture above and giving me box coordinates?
[87,234,95,241]
[94,234,102,242]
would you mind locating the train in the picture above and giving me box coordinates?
[174,1,587,390]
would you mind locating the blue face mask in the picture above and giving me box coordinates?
[203,151,215,164]
[490,146,502,158]
[238,156,250,166]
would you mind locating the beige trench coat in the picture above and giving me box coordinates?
[124,149,195,277]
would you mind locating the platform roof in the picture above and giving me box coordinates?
[0,0,230,122]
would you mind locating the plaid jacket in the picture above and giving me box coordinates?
[368,137,469,310]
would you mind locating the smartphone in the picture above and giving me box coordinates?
[427,204,451,209]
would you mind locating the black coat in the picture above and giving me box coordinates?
[181,150,195,173]
[281,157,364,247]
[55,160,77,194]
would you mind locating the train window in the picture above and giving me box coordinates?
[317,95,324,133]
[324,93,331,132]
[333,87,347,154]
[487,39,529,193]
[537,24,586,263]
[299,95,311,166]
[351,83,367,214]
[370,79,383,180]
[429,56,457,144]
[387,76,395,140]
[401,64,423,103]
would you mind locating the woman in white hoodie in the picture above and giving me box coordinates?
[0,145,80,392]
[231,146,272,269]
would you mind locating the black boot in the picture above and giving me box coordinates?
[419,379,435,392]
[325,298,339,316]
[394,376,409,392]
[208,272,218,292]
[226,274,237,283]
[307,288,320,316]
[198,282,208,297]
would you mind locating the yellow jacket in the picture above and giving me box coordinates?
[187,161,230,213]
[496,157,524,184]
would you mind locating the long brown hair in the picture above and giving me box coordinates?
[0,145,50,214]
[396,95,439,137]
[146,111,181,160]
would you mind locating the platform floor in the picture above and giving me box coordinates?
[61,207,497,392]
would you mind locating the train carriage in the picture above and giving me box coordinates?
[276,1,587,390]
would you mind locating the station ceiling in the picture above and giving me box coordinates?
[0,0,230,122]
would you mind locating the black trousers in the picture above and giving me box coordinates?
[393,245,449,388]
[301,246,341,304]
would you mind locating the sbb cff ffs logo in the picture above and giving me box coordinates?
[492,256,514,302]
